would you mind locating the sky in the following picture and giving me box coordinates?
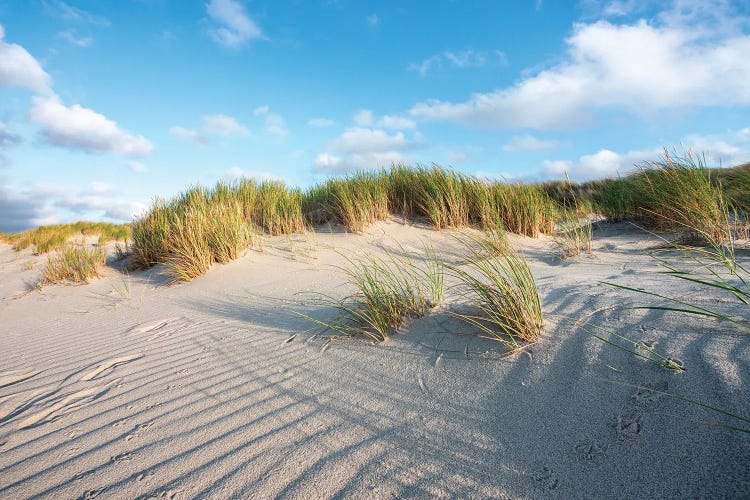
[1,0,749,232]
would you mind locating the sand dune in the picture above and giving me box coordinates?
[0,221,748,498]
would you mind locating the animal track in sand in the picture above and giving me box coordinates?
[81,354,144,381]
[80,487,106,499]
[530,463,559,492]
[614,381,668,441]
[125,422,153,442]
[17,380,119,429]
[111,452,134,463]
[0,369,41,388]
[574,441,606,462]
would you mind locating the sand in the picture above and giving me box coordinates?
[0,220,748,499]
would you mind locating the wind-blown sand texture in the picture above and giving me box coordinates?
[0,220,748,498]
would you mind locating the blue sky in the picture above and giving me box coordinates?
[1,0,749,231]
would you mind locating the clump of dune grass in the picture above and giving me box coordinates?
[451,234,543,348]
[632,149,729,246]
[42,245,106,285]
[4,222,131,255]
[481,182,557,237]
[301,245,444,342]
[555,210,593,258]
[305,172,389,232]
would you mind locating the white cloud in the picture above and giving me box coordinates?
[354,109,415,130]
[225,166,278,181]
[127,160,146,173]
[315,127,421,173]
[308,118,335,128]
[314,153,343,170]
[411,4,750,129]
[254,105,287,136]
[541,126,750,181]
[202,114,250,136]
[0,24,53,94]
[353,109,374,126]
[366,14,380,27]
[59,31,93,47]
[169,126,209,145]
[503,135,559,152]
[29,96,153,156]
[0,181,145,232]
[408,49,503,76]
[206,0,263,47]
[542,148,656,181]
[330,128,412,154]
[0,122,22,149]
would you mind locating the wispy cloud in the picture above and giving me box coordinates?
[307,118,335,128]
[58,31,93,47]
[206,0,264,47]
[169,126,210,145]
[203,114,250,136]
[408,49,505,76]
[44,0,110,27]
[254,106,288,136]
[503,135,558,152]
[353,109,415,130]
[366,14,380,27]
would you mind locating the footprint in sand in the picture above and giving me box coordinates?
[81,354,144,382]
[0,369,41,388]
[128,318,178,336]
[17,380,119,430]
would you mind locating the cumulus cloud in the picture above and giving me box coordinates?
[330,128,413,154]
[0,184,59,232]
[315,127,421,173]
[308,118,335,128]
[203,114,250,136]
[169,126,209,145]
[0,24,53,94]
[541,126,750,181]
[411,2,750,129]
[503,135,559,152]
[29,96,153,156]
[408,49,505,76]
[353,109,415,130]
[206,0,263,47]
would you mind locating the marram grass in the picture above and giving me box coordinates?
[42,245,106,285]
[3,222,130,255]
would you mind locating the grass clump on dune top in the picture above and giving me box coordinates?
[3,222,131,255]
[42,245,106,285]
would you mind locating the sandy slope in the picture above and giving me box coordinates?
[0,220,748,499]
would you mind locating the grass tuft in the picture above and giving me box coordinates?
[451,233,543,348]
[42,245,106,285]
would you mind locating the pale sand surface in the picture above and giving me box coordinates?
[0,220,748,498]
